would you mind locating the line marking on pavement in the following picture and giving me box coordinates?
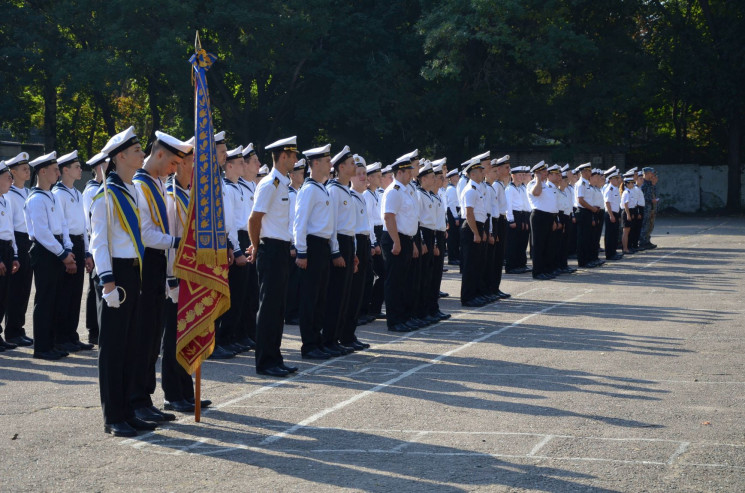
[389,430,429,452]
[667,441,690,464]
[528,435,554,456]
[259,290,592,445]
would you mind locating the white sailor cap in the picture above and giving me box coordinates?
[560,164,570,173]
[0,161,8,175]
[29,151,58,169]
[381,164,393,175]
[433,162,444,174]
[366,162,382,174]
[603,166,617,177]
[257,164,269,176]
[471,150,490,163]
[576,162,592,171]
[154,131,193,158]
[464,159,485,174]
[531,161,547,173]
[242,142,257,158]
[391,154,414,171]
[399,149,419,162]
[431,157,447,168]
[591,168,602,175]
[353,154,366,167]
[419,161,434,176]
[510,165,522,174]
[57,150,79,167]
[446,168,459,178]
[637,170,644,176]
[265,136,298,153]
[547,164,561,174]
[102,126,140,157]
[607,170,620,179]
[623,172,635,181]
[5,152,29,167]
[86,151,109,169]
[214,131,226,145]
[293,158,307,171]
[303,144,331,160]
[185,137,195,155]
[495,154,510,165]
[331,145,353,166]
[561,171,568,178]
[226,145,244,161]
[626,167,637,175]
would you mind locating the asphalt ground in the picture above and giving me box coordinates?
[1,216,744,492]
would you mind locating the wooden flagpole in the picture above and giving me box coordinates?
[193,30,202,424]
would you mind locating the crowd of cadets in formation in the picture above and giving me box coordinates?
[0,127,660,437]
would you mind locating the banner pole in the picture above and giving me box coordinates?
[195,366,202,422]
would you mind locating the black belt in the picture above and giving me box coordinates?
[145,247,165,256]
[0,239,12,248]
[113,257,140,268]
[532,210,555,217]
[70,234,84,240]
[260,237,290,247]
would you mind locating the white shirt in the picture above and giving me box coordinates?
[24,188,72,258]
[381,178,418,236]
[327,179,355,238]
[363,188,383,227]
[456,174,468,213]
[222,178,245,254]
[589,185,605,209]
[351,188,375,242]
[293,178,335,256]
[505,182,522,222]
[484,181,499,220]
[566,183,576,208]
[433,190,447,232]
[462,180,487,223]
[493,180,508,216]
[134,170,177,250]
[417,187,437,230]
[7,185,28,233]
[603,185,621,213]
[445,184,460,218]
[90,178,140,283]
[82,180,101,242]
[575,178,593,209]
[0,193,18,256]
[52,182,88,254]
[527,179,559,213]
[253,167,292,242]
[633,185,645,207]
[557,187,573,215]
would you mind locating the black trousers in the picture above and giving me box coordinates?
[630,207,643,249]
[530,210,554,277]
[342,234,370,344]
[547,218,563,272]
[86,268,100,342]
[381,231,413,327]
[417,228,435,318]
[493,216,507,291]
[298,235,331,354]
[460,221,485,303]
[408,232,423,317]
[255,238,290,371]
[5,231,32,339]
[29,240,65,353]
[575,209,593,266]
[427,231,446,315]
[518,211,531,268]
[323,234,355,345]
[162,298,194,403]
[592,211,604,261]
[0,241,13,336]
[604,211,621,258]
[98,258,140,424]
[56,234,85,343]
[557,213,570,269]
[567,209,578,256]
[239,231,258,342]
[504,217,522,271]
[216,252,248,345]
[368,225,385,315]
[130,248,166,410]
[446,211,461,263]
[285,247,301,323]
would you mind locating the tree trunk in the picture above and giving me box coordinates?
[93,91,116,136]
[146,76,162,146]
[726,119,742,211]
[43,75,56,152]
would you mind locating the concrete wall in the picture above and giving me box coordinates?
[653,164,745,212]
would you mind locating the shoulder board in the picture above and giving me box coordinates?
[393,184,400,190]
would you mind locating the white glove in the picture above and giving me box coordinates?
[168,286,179,304]
[102,289,121,309]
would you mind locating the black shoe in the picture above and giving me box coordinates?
[54,348,70,358]
[435,311,451,320]
[104,422,137,437]
[285,318,299,325]
[279,363,299,373]
[237,336,256,349]
[357,317,369,326]
[442,267,449,273]
[374,312,386,320]
[322,344,343,357]
[7,336,33,347]
[0,345,4,352]
[505,268,521,274]
[148,406,176,421]
[33,350,63,360]
[550,269,563,277]
[562,267,577,274]
[88,335,99,345]
[134,407,168,422]
[184,397,212,409]
[462,299,482,308]
[351,339,370,350]
[209,345,236,359]
[56,341,81,352]
[388,324,413,332]
[439,291,449,298]
[74,341,95,350]
[127,417,158,430]
[533,274,550,280]
[423,315,440,325]
[0,336,17,350]
[447,260,460,265]
[302,348,331,360]
[224,342,245,353]
[164,399,196,412]
[408,318,426,328]
[497,291,511,299]
[334,342,355,354]
[257,366,290,377]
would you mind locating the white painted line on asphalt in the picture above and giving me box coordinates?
[260,290,592,445]
[667,441,690,464]
[641,245,696,269]
[528,435,554,456]
[389,431,429,453]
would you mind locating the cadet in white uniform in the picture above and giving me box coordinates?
[0,161,20,351]
[238,143,260,349]
[527,161,558,280]
[25,152,76,359]
[556,170,576,274]
[362,162,385,321]
[247,136,299,377]
[445,168,461,265]
[603,170,623,260]
[415,161,439,322]
[284,158,306,326]
[82,153,107,345]
[428,161,450,321]
[460,157,489,306]
[3,152,34,346]
[489,155,511,297]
